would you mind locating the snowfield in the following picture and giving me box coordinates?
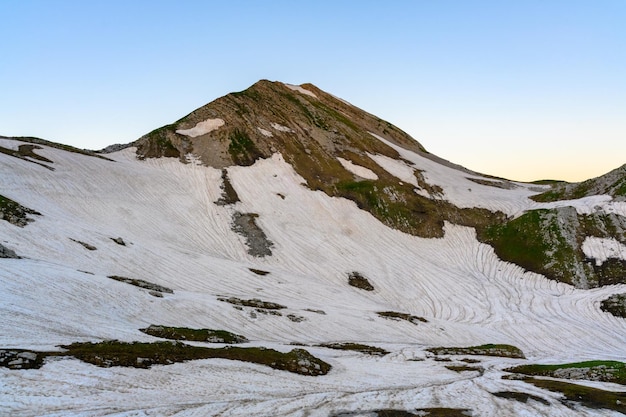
[1,138,626,416]
[175,118,225,137]
[582,237,626,266]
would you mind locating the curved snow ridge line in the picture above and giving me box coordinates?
[3,354,616,417]
[176,118,225,137]
[4,148,626,358]
[337,157,378,180]
[225,156,626,357]
[582,236,626,265]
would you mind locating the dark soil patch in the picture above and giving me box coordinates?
[139,325,248,343]
[287,314,306,322]
[215,169,240,205]
[107,275,173,295]
[249,268,270,276]
[318,342,389,356]
[304,308,326,315]
[0,143,54,170]
[70,238,97,251]
[1,135,113,161]
[0,194,41,227]
[492,391,550,406]
[348,272,374,291]
[460,358,481,364]
[601,293,626,318]
[0,349,45,369]
[231,212,273,257]
[218,296,286,310]
[110,237,126,246]
[446,365,483,373]
[377,311,428,324]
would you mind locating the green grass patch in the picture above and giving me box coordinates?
[427,344,525,359]
[506,360,626,384]
[139,325,248,344]
[478,209,580,285]
[519,376,626,413]
[228,128,263,166]
[319,342,389,356]
[138,125,180,159]
[613,177,626,196]
[60,340,331,375]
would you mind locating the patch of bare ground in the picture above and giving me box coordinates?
[318,342,389,356]
[427,344,525,359]
[348,271,374,291]
[377,311,428,324]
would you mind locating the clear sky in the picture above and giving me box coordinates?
[1,1,624,182]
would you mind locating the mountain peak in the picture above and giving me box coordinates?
[134,79,427,170]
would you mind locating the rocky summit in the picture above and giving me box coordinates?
[1,80,626,416]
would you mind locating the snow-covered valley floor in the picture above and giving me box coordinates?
[1,140,625,416]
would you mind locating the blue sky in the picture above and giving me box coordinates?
[1,1,624,181]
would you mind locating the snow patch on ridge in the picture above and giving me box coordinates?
[337,157,378,180]
[271,123,294,133]
[536,196,626,217]
[582,237,626,266]
[176,118,225,137]
[368,153,418,187]
[257,127,273,137]
[369,132,540,216]
[285,84,317,98]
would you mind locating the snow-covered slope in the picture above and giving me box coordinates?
[1,135,626,416]
[2,81,626,416]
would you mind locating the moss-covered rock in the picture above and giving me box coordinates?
[61,340,330,375]
[478,207,626,288]
[140,325,248,343]
[427,344,525,359]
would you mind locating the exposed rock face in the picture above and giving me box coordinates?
[479,207,626,288]
[134,80,427,168]
[133,80,506,240]
[0,349,44,369]
[532,163,626,202]
[601,293,626,318]
[0,243,19,259]
[0,195,41,227]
